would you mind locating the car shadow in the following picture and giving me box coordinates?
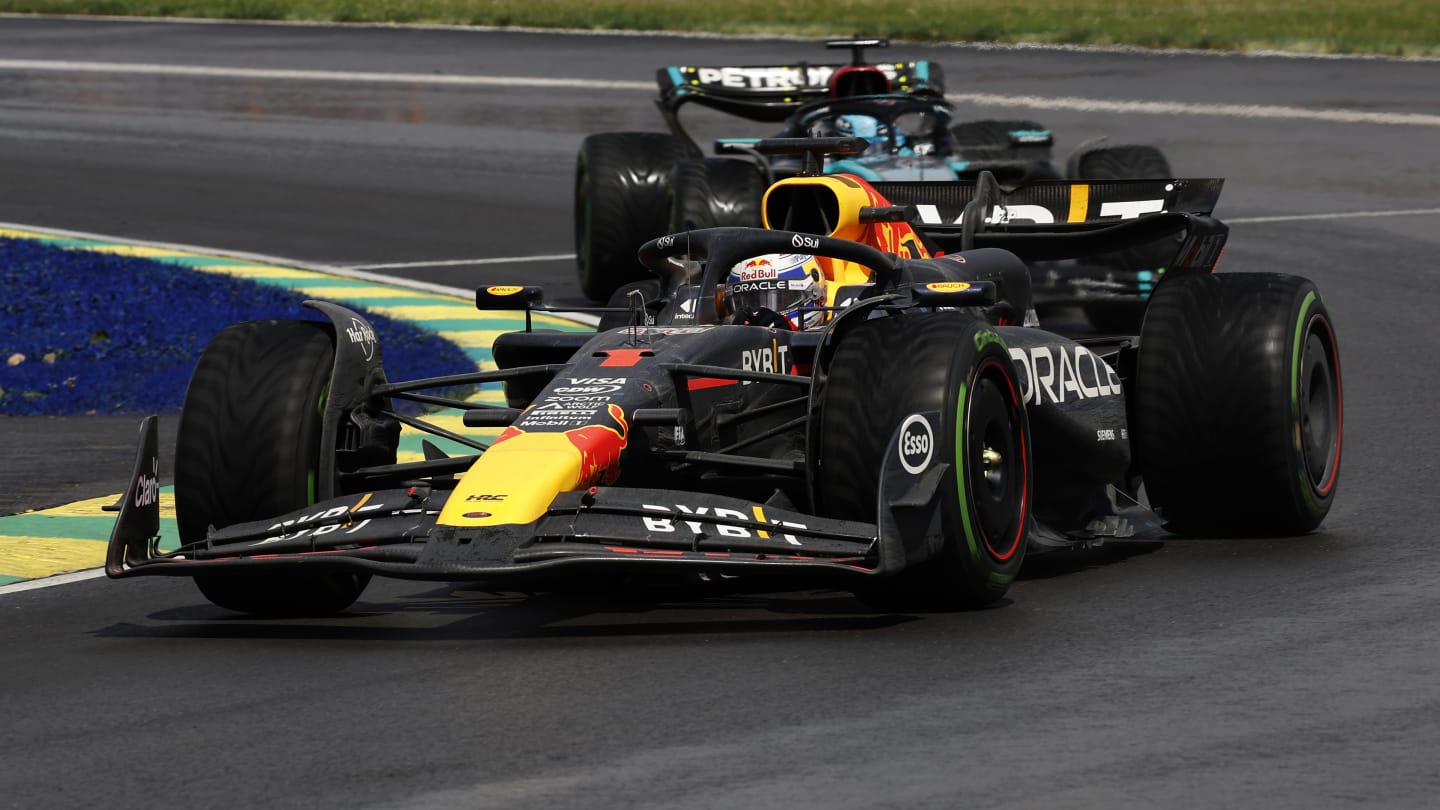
[92,536,1203,642]
[1018,540,1166,580]
[91,581,934,642]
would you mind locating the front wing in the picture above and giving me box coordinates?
[106,418,946,584]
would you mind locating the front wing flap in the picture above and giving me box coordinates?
[109,476,887,583]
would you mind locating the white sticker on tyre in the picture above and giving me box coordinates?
[898,413,935,475]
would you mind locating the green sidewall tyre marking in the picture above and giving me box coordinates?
[1291,291,1315,505]
[1290,289,1336,511]
[1290,290,1317,408]
[956,327,1001,563]
[955,375,982,563]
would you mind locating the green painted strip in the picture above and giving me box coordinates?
[331,295,460,309]
[0,574,22,586]
[149,256,280,268]
[261,277,385,288]
[0,514,135,541]
[398,437,486,456]
[30,237,118,248]
[392,318,507,331]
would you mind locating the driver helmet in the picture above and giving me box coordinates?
[723,253,826,329]
[833,114,899,155]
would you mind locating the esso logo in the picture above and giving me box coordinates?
[486,286,524,296]
[791,233,821,250]
[926,282,972,293]
[898,414,934,474]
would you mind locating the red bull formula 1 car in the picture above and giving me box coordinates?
[107,150,1342,616]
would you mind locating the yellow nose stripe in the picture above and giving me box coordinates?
[436,433,583,527]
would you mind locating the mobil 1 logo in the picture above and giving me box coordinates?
[897,413,935,475]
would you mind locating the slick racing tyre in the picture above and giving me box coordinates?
[668,158,766,233]
[575,132,689,301]
[1068,142,1172,181]
[817,313,1031,609]
[175,320,371,616]
[950,119,1054,161]
[1134,273,1342,535]
[597,279,664,331]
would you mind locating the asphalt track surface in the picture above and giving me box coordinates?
[3,16,1440,810]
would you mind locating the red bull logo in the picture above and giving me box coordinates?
[857,184,928,260]
[738,257,778,281]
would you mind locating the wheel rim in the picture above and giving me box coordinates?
[1298,321,1341,494]
[964,363,1027,561]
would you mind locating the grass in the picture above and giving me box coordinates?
[1,0,1437,56]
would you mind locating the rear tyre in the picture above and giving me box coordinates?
[950,119,1054,161]
[1135,273,1342,535]
[1069,143,1171,181]
[176,320,371,615]
[1070,143,1176,332]
[668,158,767,233]
[818,313,1031,610]
[574,132,690,301]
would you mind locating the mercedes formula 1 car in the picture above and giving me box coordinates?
[575,37,1173,302]
[108,158,1342,617]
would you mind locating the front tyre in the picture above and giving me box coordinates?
[818,313,1031,609]
[1135,273,1342,535]
[175,320,371,615]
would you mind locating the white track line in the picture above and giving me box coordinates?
[0,568,106,594]
[947,92,1440,127]
[3,58,1439,127]
[346,253,575,271]
[0,59,651,91]
[1227,208,1440,224]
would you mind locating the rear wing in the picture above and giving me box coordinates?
[877,176,1229,271]
[657,60,944,124]
[873,178,1224,226]
[654,38,945,154]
